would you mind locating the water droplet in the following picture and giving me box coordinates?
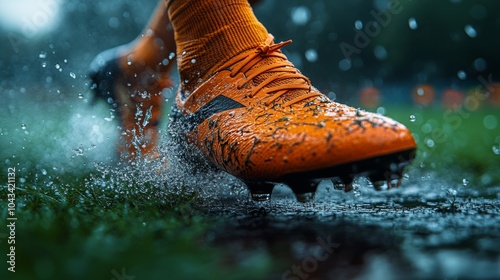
[354,20,363,30]
[408,17,418,30]
[425,138,435,148]
[41,62,47,68]
[143,106,153,127]
[447,188,457,196]
[162,58,169,66]
[21,124,27,130]
[191,58,196,64]
[63,59,68,63]
[376,106,386,115]
[462,179,470,186]
[181,50,187,55]
[73,147,84,156]
[290,6,310,26]
[127,60,132,65]
[373,45,388,60]
[464,24,477,38]
[305,49,318,62]
[483,115,497,130]
[41,169,47,175]
[78,93,84,99]
[474,58,487,72]
[169,52,175,60]
[457,70,467,80]
[69,72,76,79]
[421,123,433,134]
[480,174,492,185]
[493,145,500,155]
[410,115,416,122]
[108,17,120,28]
[39,51,47,59]
[55,63,60,69]
[338,59,352,71]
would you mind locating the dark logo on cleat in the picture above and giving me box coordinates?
[188,95,245,127]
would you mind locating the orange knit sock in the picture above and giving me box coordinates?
[166,0,268,92]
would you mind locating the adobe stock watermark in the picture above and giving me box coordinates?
[6,168,17,273]
[7,0,64,53]
[339,0,406,61]
[282,235,340,280]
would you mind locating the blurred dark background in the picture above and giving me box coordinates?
[1,0,500,104]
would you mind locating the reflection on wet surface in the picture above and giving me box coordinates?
[192,171,500,279]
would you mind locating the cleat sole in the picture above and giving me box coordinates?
[278,148,415,185]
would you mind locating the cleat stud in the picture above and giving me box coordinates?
[389,178,401,188]
[386,179,400,189]
[333,182,346,190]
[339,176,354,192]
[373,181,387,191]
[287,180,318,202]
[295,192,315,203]
[344,183,353,192]
[332,178,346,190]
[251,193,271,202]
[243,180,275,202]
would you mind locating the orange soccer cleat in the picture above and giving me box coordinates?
[89,45,172,161]
[170,35,417,202]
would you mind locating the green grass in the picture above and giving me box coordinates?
[384,105,500,187]
[1,104,499,279]
[0,170,275,280]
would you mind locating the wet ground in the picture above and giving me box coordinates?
[2,96,500,279]
[156,136,500,279]
[186,170,500,279]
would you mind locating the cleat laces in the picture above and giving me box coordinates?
[218,35,322,106]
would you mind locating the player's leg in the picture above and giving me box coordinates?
[89,1,175,160]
